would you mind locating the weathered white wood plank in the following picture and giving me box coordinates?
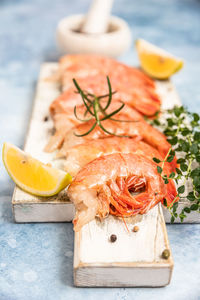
[12,63,75,222]
[12,63,200,223]
[74,204,173,287]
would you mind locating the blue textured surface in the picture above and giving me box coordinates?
[0,0,200,299]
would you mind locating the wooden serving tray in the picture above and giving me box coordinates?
[74,204,173,287]
[11,63,199,287]
[12,63,199,224]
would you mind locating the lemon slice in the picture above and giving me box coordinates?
[2,143,72,196]
[135,39,184,79]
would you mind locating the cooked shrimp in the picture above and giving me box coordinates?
[68,153,177,231]
[45,101,143,152]
[44,105,87,152]
[59,113,176,169]
[50,54,161,117]
[59,54,155,91]
[62,137,174,176]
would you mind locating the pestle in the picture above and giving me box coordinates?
[56,0,132,58]
[81,0,114,34]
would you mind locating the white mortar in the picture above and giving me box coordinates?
[56,14,132,58]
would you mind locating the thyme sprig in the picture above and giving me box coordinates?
[73,76,135,137]
[151,106,200,222]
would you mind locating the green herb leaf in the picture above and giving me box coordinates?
[178,185,185,194]
[181,128,190,136]
[169,172,175,179]
[173,202,178,211]
[164,178,169,184]
[176,168,182,175]
[182,142,189,152]
[194,132,200,141]
[179,213,186,222]
[157,166,163,174]
[171,216,175,223]
[168,137,178,145]
[187,192,195,201]
[164,130,175,137]
[175,145,183,152]
[184,207,191,213]
[153,119,160,126]
[190,143,199,154]
[174,106,182,117]
[191,168,200,177]
[193,176,200,187]
[167,155,174,162]
[153,157,161,163]
[190,204,199,211]
[163,198,168,207]
[180,163,188,172]
[193,113,199,122]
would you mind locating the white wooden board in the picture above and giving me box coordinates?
[12,64,75,222]
[74,204,173,287]
[12,63,200,224]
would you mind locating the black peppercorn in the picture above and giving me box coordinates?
[44,116,49,122]
[162,249,170,259]
[110,234,117,243]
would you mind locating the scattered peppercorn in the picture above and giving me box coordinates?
[132,226,139,232]
[110,234,117,243]
[162,249,170,259]
[44,116,49,122]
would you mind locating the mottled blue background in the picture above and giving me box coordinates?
[0,0,200,299]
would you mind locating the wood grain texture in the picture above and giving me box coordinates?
[12,63,199,223]
[12,63,75,222]
[74,204,173,287]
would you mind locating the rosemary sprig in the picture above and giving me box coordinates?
[151,106,200,223]
[73,76,135,137]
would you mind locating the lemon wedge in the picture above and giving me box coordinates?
[2,143,72,196]
[135,39,184,79]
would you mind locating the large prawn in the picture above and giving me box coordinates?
[68,153,177,231]
[50,54,161,117]
[45,101,143,152]
[59,112,177,171]
[62,137,175,176]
